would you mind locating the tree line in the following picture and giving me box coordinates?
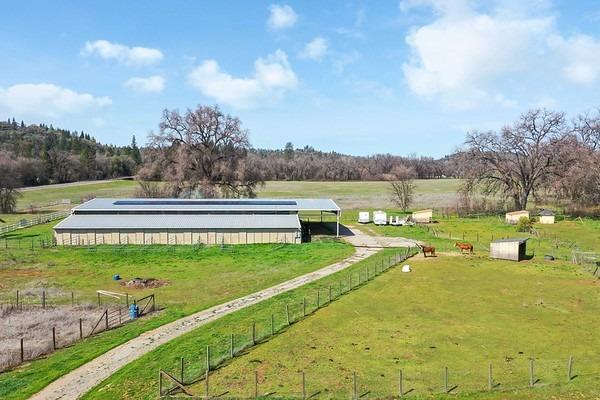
[0,119,142,212]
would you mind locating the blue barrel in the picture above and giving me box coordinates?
[129,304,139,319]
[113,274,121,281]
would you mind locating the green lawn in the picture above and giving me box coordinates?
[0,230,353,399]
[185,255,600,399]
[82,248,411,400]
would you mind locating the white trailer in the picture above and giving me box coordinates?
[358,211,370,224]
[373,210,387,225]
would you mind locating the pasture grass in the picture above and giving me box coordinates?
[81,249,410,400]
[184,254,600,399]
[0,237,353,399]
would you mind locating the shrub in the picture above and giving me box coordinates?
[516,216,533,233]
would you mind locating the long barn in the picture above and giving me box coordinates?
[53,198,341,246]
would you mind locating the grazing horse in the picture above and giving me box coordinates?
[418,244,436,257]
[455,242,474,254]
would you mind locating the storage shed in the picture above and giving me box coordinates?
[539,209,555,224]
[505,210,529,224]
[412,209,433,223]
[53,198,341,246]
[490,238,529,261]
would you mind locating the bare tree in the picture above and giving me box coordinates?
[389,165,416,211]
[140,105,264,198]
[460,109,572,210]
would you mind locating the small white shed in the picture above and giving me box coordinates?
[373,211,387,225]
[412,209,433,223]
[490,238,529,261]
[539,209,555,224]
[358,211,370,224]
[505,210,529,224]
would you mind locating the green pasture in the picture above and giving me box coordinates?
[183,255,600,399]
[0,231,353,399]
[81,248,411,400]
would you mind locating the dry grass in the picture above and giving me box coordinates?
[0,304,122,371]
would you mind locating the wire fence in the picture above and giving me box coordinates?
[157,248,419,398]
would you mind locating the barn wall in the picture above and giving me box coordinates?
[54,228,301,246]
[505,212,529,224]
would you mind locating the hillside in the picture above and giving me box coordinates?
[0,118,141,187]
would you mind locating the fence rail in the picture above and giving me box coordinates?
[0,210,69,237]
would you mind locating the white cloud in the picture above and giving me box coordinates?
[0,83,111,118]
[267,4,298,30]
[401,2,552,108]
[299,37,328,61]
[124,75,165,93]
[548,34,600,84]
[82,40,163,66]
[188,49,298,108]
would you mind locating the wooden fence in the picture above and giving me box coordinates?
[0,210,69,237]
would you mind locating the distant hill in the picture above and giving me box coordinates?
[0,118,141,187]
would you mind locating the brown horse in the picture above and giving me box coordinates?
[418,244,436,257]
[455,242,474,254]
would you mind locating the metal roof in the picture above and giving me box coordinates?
[491,238,529,244]
[54,214,301,230]
[539,209,555,216]
[72,198,340,213]
[506,210,529,215]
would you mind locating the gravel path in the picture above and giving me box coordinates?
[30,245,381,400]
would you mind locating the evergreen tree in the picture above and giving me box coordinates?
[130,135,142,164]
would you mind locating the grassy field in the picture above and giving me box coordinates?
[185,255,600,399]
[81,248,410,400]
[341,211,600,259]
[258,179,462,209]
[0,228,353,399]
[5,179,463,212]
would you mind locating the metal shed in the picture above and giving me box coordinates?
[412,209,433,223]
[490,238,529,261]
[53,198,341,246]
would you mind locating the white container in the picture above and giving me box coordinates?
[401,265,411,272]
[358,211,370,224]
[373,210,387,225]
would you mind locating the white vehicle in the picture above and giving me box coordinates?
[373,210,387,225]
[358,211,370,224]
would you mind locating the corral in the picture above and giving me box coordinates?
[53,198,341,246]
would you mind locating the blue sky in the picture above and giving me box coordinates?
[1,0,600,156]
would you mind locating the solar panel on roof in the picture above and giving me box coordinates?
[112,200,298,206]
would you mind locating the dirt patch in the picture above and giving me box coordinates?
[119,277,169,289]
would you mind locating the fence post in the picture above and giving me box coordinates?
[180,357,184,384]
[71,292,74,306]
[443,366,448,393]
[158,368,162,397]
[205,370,209,398]
[303,297,306,317]
[529,359,535,387]
[567,355,573,381]
[286,305,290,325]
[16,290,19,308]
[301,371,306,400]
[206,345,211,371]
[79,318,83,339]
[230,334,234,358]
[329,285,332,303]
[20,338,24,362]
[98,292,101,306]
[317,290,320,308]
[252,322,256,345]
[399,370,403,398]
[52,327,56,350]
[488,363,493,391]
[352,372,358,400]
[42,290,46,308]
[271,314,275,336]
[105,310,109,330]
